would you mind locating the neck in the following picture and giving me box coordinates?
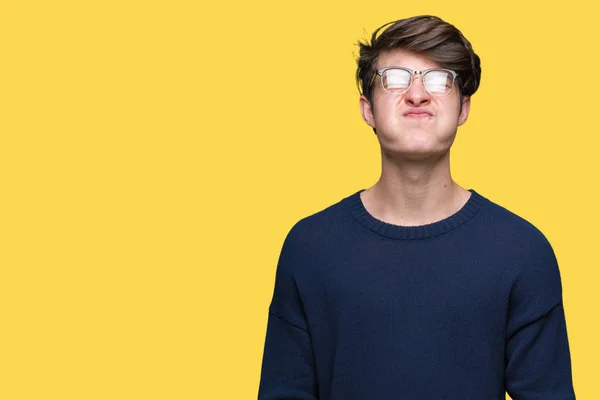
[360,150,471,226]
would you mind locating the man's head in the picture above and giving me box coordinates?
[356,15,481,110]
[356,16,481,160]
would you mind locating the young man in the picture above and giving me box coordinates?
[258,15,575,399]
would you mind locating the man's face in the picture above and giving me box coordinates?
[360,49,470,161]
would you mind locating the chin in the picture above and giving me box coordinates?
[377,128,455,156]
[382,143,450,161]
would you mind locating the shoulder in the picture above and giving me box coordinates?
[476,190,554,254]
[275,191,356,275]
[475,191,561,289]
[283,191,354,246]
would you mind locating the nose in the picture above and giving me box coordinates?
[404,74,431,106]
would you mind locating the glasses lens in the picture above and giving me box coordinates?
[424,70,454,96]
[382,69,411,93]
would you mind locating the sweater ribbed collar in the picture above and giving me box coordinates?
[343,188,487,240]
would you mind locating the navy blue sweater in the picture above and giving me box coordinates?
[258,189,575,399]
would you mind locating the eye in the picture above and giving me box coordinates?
[383,69,411,91]
[424,70,453,95]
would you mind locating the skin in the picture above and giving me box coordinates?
[358,49,473,227]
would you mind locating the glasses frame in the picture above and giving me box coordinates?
[374,67,459,97]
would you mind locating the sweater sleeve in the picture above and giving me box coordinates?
[504,232,576,399]
[258,224,319,400]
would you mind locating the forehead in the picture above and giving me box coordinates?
[376,49,440,70]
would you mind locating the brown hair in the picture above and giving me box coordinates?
[356,15,481,106]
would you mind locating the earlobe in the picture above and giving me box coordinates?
[359,95,375,128]
[458,96,471,126]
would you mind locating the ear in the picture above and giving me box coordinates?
[458,96,471,126]
[359,95,376,129]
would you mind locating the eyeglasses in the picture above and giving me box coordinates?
[374,67,459,96]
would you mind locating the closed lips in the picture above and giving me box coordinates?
[404,109,432,117]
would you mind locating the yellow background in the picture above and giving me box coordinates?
[0,0,597,398]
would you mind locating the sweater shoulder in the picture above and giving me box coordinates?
[477,194,558,272]
[480,194,552,245]
[469,193,563,306]
[276,193,353,277]
[284,193,350,243]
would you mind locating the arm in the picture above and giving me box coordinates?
[504,234,576,399]
[258,224,319,400]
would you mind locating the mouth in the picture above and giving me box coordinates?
[403,110,433,119]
